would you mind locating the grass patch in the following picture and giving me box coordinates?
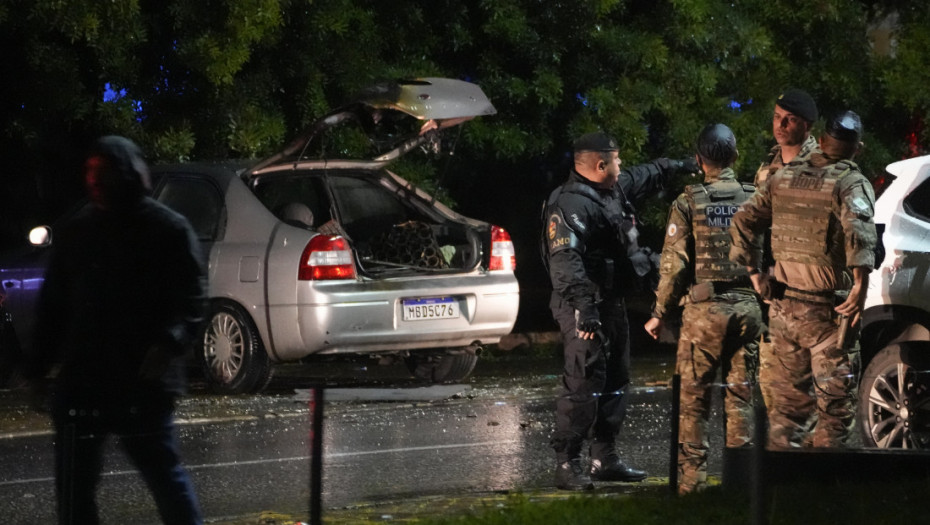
[415,481,930,525]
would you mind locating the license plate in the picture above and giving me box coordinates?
[402,296,460,321]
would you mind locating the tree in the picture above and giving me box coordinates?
[1,0,927,250]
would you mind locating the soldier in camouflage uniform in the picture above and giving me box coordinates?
[730,111,876,448]
[755,88,820,186]
[754,89,820,417]
[645,124,763,494]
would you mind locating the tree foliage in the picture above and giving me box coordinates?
[2,0,929,247]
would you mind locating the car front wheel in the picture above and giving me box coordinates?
[199,303,273,394]
[858,342,930,449]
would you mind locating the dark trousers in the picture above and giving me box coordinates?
[550,293,631,463]
[52,390,203,525]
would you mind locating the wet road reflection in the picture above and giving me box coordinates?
[0,352,701,524]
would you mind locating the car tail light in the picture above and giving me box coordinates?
[299,235,357,280]
[489,225,516,272]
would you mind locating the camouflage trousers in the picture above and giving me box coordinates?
[676,293,763,494]
[765,298,860,449]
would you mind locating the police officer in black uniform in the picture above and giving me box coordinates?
[543,131,697,490]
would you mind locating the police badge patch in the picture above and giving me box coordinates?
[548,214,560,240]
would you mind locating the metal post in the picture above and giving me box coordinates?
[309,386,325,525]
[751,401,767,525]
[669,374,680,494]
[62,422,76,525]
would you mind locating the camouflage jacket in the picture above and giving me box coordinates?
[653,168,753,319]
[753,135,819,186]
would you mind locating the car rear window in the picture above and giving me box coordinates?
[253,176,333,229]
[328,176,413,240]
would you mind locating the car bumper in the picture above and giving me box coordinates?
[269,272,520,360]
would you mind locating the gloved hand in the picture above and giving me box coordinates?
[677,157,700,175]
[577,317,602,334]
[574,306,601,340]
[655,157,699,175]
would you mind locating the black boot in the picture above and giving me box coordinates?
[589,454,647,482]
[555,458,594,490]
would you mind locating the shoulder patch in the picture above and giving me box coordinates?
[667,223,678,237]
[850,196,872,215]
[547,214,561,240]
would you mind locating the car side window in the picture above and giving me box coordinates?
[157,177,224,241]
[903,176,930,223]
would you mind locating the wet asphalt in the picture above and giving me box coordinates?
[0,339,695,524]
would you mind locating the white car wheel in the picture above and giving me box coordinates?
[858,343,930,449]
[200,303,273,394]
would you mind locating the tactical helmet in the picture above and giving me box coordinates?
[696,123,738,164]
[825,110,863,143]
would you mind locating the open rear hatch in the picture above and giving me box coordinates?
[248,78,497,277]
[249,77,496,171]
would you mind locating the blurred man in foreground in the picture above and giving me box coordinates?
[26,135,206,524]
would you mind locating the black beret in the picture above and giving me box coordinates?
[775,88,818,123]
[573,132,619,153]
[825,110,863,143]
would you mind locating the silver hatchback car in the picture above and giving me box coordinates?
[6,78,520,394]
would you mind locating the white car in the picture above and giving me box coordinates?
[1,78,520,394]
[860,154,930,448]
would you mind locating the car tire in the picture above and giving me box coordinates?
[858,342,930,449]
[405,350,478,383]
[199,303,274,394]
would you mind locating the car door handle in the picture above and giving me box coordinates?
[2,280,21,290]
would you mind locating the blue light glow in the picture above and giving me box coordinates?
[103,83,145,121]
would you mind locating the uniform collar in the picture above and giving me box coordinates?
[569,168,611,193]
[703,167,736,184]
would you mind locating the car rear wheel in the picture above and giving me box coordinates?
[858,342,930,449]
[199,303,273,394]
[405,349,478,383]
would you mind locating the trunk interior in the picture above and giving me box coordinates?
[252,170,483,277]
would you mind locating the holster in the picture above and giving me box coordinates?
[688,282,714,303]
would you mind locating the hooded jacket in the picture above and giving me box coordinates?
[26,136,206,396]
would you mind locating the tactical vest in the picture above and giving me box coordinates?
[539,179,650,294]
[543,181,638,255]
[687,178,753,283]
[770,161,853,266]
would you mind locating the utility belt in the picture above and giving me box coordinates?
[783,285,842,306]
[687,279,754,303]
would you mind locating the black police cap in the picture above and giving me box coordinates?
[775,88,818,123]
[825,110,863,143]
[696,123,738,163]
[573,132,619,153]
